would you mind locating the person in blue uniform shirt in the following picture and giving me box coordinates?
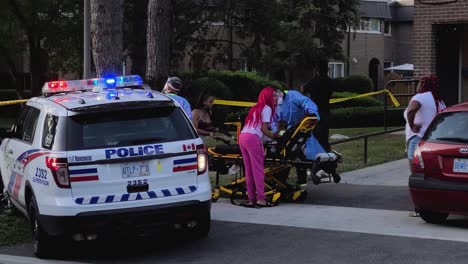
[274,88,326,187]
[162,76,192,120]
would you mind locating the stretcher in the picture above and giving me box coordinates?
[208,116,342,206]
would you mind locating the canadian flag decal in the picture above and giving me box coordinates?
[183,143,196,151]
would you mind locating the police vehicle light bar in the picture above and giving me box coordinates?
[42,75,144,94]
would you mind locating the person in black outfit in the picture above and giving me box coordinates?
[303,61,334,152]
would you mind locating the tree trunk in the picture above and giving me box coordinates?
[0,44,20,98]
[129,0,148,77]
[146,0,172,89]
[91,0,124,77]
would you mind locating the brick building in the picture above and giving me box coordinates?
[333,0,414,90]
[414,0,468,106]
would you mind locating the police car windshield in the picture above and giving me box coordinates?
[66,106,195,150]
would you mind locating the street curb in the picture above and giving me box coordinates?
[0,254,88,264]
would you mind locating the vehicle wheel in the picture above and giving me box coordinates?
[296,190,308,202]
[211,188,220,203]
[419,210,449,224]
[230,187,248,206]
[312,175,321,185]
[28,196,54,258]
[270,192,281,206]
[191,212,211,239]
[332,173,341,183]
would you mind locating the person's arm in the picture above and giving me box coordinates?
[407,100,422,133]
[182,99,193,121]
[295,92,320,119]
[270,111,280,133]
[192,110,213,136]
[261,122,278,140]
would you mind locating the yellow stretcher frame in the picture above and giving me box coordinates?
[208,116,332,205]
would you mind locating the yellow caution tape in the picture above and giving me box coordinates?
[214,89,400,108]
[213,99,255,107]
[2,89,400,108]
[0,99,28,106]
[330,89,400,107]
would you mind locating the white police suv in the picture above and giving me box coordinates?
[0,75,211,258]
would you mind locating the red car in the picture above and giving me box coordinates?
[409,102,468,224]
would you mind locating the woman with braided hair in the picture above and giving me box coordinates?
[404,75,446,167]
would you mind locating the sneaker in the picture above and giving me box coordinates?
[228,164,240,175]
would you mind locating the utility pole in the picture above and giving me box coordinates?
[346,26,351,76]
[83,0,91,78]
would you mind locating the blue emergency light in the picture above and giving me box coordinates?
[42,75,145,94]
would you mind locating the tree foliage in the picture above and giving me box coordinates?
[1,0,82,96]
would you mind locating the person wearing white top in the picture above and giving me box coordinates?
[405,75,446,167]
[238,87,279,208]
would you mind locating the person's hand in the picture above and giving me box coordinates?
[273,132,280,139]
[411,124,422,133]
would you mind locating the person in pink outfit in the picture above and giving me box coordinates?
[239,87,279,208]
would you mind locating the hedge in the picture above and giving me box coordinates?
[183,70,285,102]
[330,92,383,109]
[185,77,232,105]
[334,75,373,94]
[208,70,285,101]
[330,106,405,128]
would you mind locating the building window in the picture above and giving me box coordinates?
[328,62,344,79]
[384,21,391,35]
[359,18,381,33]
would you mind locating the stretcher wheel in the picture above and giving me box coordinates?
[291,190,307,202]
[332,173,341,183]
[230,188,248,206]
[211,188,220,202]
[312,175,321,185]
[297,190,308,202]
[271,192,282,205]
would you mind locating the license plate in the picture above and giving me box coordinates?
[121,161,150,178]
[453,159,468,173]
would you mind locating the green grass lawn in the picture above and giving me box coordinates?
[0,210,30,246]
[330,127,406,173]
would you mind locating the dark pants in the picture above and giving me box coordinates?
[313,111,331,152]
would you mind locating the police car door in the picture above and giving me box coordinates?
[66,104,199,205]
[3,105,41,207]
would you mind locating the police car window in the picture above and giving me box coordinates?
[21,107,40,143]
[66,106,196,150]
[12,106,30,139]
[425,112,468,143]
[42,114,58,149]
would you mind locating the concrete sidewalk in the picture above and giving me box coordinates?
[340,159,410,187]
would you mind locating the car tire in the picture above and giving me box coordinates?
[28,196,54,258]
[419,210,449,224]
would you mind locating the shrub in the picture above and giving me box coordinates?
[185,77,232,105]
[334,75,373,94]
[206,70,285,102]
[330,106,405,128]
[330,92,383,108]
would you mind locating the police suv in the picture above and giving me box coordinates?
[0,75,211,258]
